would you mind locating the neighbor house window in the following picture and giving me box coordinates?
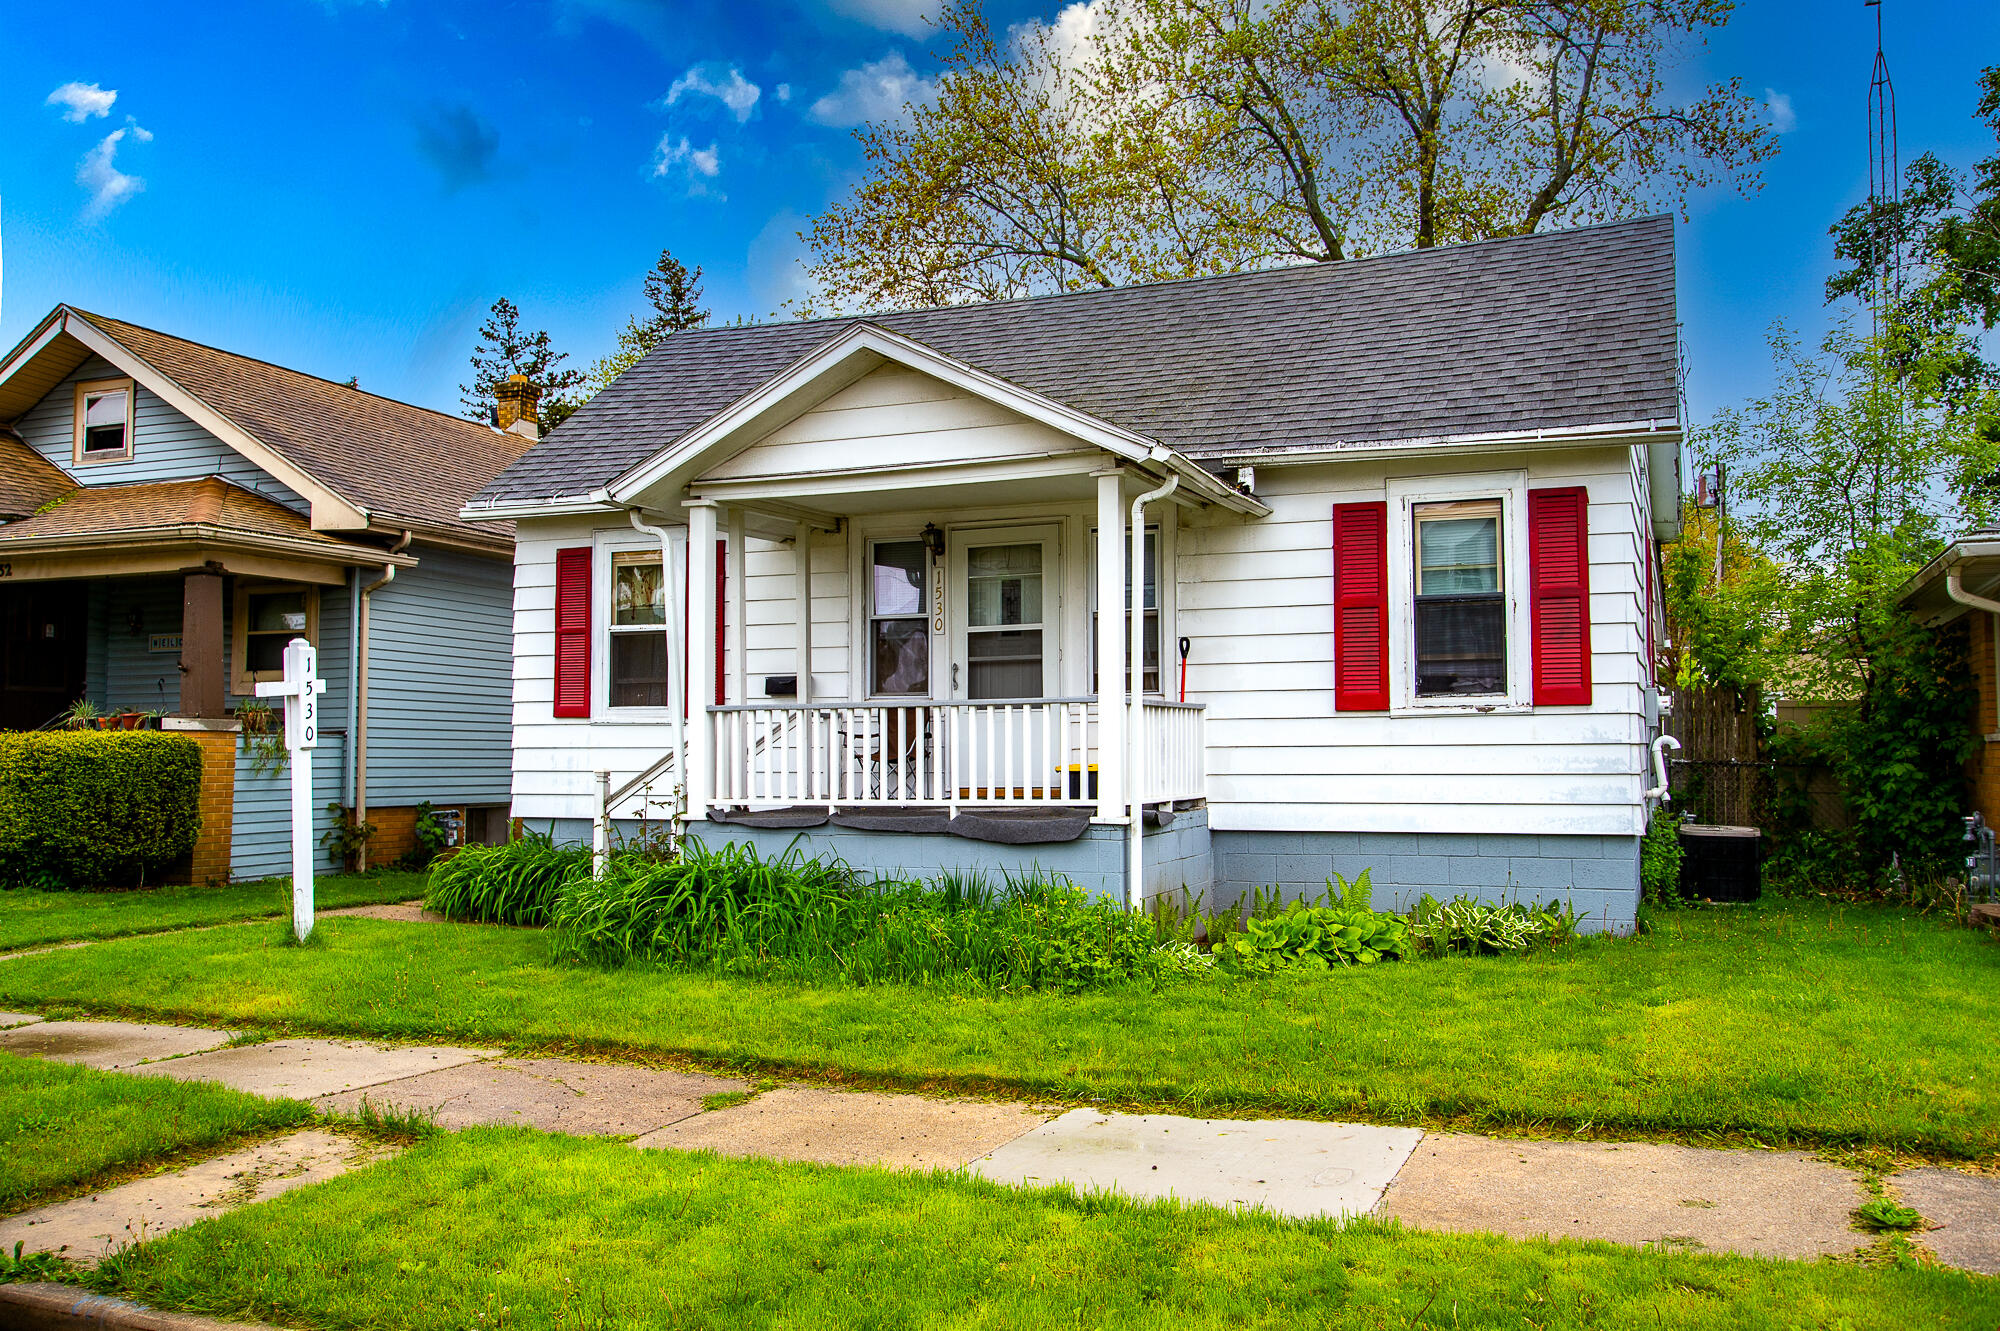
[73,378,134,464]
[609,550,670,708]
[1412,500,1504,696]
[869,540,929,696]
[1090,526,1160,694]
[231,582,319,694]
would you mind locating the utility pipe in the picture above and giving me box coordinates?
[1127,472,1178,910]
[628,509,687,830]
[353,529,413,870]
[1644,734,1680,804]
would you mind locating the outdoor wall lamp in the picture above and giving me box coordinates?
[921,522,945,559]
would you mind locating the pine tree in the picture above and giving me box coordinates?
[460,297,586,431]
[580,250,712,398]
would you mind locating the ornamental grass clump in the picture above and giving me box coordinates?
[423,831,590,926]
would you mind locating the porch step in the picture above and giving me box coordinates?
[1971,902,2000,931]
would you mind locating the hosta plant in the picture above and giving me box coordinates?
[1406,895,1580,956]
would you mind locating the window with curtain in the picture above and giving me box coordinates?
[609,550,670,707]
[965,542,1044,699]
[869,540,929,696]
[1413,500,1504,696]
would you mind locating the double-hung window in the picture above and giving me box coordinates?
[869,540,930,696]
[1412,501,1504,697]
[74,379,134,464]
[609,550,670,708]
[232,582,318,693]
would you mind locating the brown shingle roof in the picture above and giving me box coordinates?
[66,310,529,545]
[0,430,76,520]
[0,476,360,554]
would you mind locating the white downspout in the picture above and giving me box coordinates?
[1127,473,1178,910]
[628,509,686,831]
[1644,734,1680,803]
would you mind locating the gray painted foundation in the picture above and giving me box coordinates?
[533,813,1636,933]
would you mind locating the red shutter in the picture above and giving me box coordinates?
[553,547,591,718]
[1332,502,1389,711]
[1529,487,1592,706]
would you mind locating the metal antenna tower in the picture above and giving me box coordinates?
[1865,0,1902,337]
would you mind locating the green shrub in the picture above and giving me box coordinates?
[0,732,201,889]
[1639,804,1687,905]
[1406,895,1579,955]
[1213,872,1410,970]
[423,831,589,926]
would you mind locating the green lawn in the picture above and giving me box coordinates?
[0,872,426,953]
[95,1129,1991,1330]
[0,1051,310,1211]
[0,899,1993,1155]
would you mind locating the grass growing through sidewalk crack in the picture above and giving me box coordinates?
[91,1129,1996,1330]
[0,1052,309,1211]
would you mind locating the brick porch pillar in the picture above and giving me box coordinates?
[165,719,240,885]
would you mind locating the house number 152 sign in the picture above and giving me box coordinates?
[255,638,326,940]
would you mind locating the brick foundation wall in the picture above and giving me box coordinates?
[177,727,238,886]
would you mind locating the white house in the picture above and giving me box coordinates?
[466,217,1679,932]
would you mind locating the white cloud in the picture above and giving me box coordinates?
[1765,88,1797,134]
[666,64,761,123]
[775,83,793,103]
[809,50,939,128]
[653,134,722,195]
[46,81,117,122]
[78,122,151,221]
[823,0,933,39]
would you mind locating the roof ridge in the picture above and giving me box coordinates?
[65,307,506,436]
[682,213,1675,335]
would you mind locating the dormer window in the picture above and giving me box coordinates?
[73,378,134,464]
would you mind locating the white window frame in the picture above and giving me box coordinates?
[1386,470,1531,714]
[865,535,934,700]
[73,377,136,466]
[593,527,685,719]
[1088,520,1173,699]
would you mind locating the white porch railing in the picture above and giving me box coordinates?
[1139,700,1206,803]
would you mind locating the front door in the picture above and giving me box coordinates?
[947,525,1060,701]
[0,584,87,730]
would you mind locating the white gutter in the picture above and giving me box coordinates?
[1946,565,2000,617]
[1200,417,1681,467]
[1127,472,1178,910]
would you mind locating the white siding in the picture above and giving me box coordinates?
[1179,447,1649,838]
[704,365,1089,481]
[509,444,1652,838]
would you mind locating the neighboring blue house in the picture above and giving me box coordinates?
[0,306,527,880]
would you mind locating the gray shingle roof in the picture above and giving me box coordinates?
[476,215,1678,506]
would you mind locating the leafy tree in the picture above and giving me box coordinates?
[1659,497,1787,694]
[803,0,1777,309]
[460,298,586,432]
[581,250,711,397]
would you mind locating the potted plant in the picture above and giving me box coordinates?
[59,698,102,731]
[114,710,145,730]
[234,699,287,776]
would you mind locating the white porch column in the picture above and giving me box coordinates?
[794,520,813,705]
[686,499,718,818]
[1094,467,1125,822]
[727,506,748,704]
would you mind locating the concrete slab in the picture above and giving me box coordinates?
[0,1011,43,1029]
[635,1086,1050,1170]
[1381,1133,1868,1260]
[132,1038,493,1099]
[0,1129,397,1264]
[972,1109,1423,1219]
[0,1020,231,1070]
[320,902,446,923]
[1893,1167,2000,1275]
[315,1057,747,1134]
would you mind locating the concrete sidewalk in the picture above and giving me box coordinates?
[2,1013,1994,1274]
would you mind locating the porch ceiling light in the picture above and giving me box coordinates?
[920,522,945,559]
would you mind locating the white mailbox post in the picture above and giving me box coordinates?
[255,637,326,941]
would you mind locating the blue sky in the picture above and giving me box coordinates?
[1,0,1995,425]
